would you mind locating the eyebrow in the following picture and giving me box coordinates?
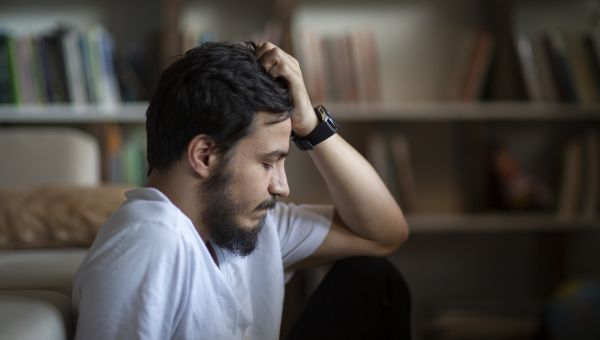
[263,150,289,159]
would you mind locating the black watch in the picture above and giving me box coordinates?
[292,105,339,151]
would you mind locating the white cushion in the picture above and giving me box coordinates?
[0,249,87,296]
[0,128,100,188]
[0,291,72,340]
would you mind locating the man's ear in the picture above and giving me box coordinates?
[187,135,220,178]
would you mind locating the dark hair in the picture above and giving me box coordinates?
[146,41,293,174]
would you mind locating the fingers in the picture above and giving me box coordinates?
[256,42,282,76]
[254,41,276,61]
[255,42,298,79]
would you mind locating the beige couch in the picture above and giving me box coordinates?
[0,249,86,340]
[0,128,107,340]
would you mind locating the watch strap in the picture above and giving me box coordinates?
[292,121,335,150]
[292,106,338,151]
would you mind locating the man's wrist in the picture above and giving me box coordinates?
[293,114,319,137]
[292,105,339,151]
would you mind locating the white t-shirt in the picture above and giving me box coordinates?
[72,188,332,340]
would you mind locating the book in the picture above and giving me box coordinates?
[294,30,325,102]
[6,36,21,104]
[62,29,87,106]
[515,31,543,101]
[460,31,495,101]
[557,137,583,217]
[103,123,124,183]
[530,32,560,101]
[79,30,96,103]
[294,29,381,103]
[582,131,599,218]
[122,127,146,186]
[14,36,37,104]
[42,30,70,103]
[389,134,416,213]
[365,133,399,201]
[357,29,381,103]
[563,31,600,103]
[0,34,14,104]
[97,26,121,109]
[582,33,600,102]
[543,31,578,102]
[0,25,122,107]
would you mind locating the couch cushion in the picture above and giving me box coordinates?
[0,290,72,340]
[0,185,128,250]
[0,249,87,296]
[0,128,100,188]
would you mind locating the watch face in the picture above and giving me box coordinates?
[316,105,329,121]
[316,105,339,130]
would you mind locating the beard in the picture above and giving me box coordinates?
[200,157,276,257]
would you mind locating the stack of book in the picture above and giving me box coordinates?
[91,124,146,186]
[294,29,381,103]
[460,28,600,103]
[516,29,600,103]
[0,25,121,108]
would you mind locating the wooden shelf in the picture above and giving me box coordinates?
[407,213,600,234]
[0,103,148,123]
[1,102,599,124]
[329,102,600,122]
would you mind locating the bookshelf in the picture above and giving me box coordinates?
[2,101,600,123]
[327,102,600,121]
[406,213,599,233]
[1,0,599,339]
[0,103,147,123]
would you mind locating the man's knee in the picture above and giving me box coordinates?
[328,256,411,303]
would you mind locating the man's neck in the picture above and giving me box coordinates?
[146,169,211,247]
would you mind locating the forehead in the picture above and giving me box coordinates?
[237,112,291,153]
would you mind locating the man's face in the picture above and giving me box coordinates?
[200,112,291,256]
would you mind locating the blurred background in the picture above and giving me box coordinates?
[0,0,599,339]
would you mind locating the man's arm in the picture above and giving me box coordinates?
[255,42,409,268]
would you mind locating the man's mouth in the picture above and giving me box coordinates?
[255,198,276,211]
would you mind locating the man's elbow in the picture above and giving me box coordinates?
[378,219,409,257]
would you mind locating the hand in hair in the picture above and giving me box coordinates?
[254,42,318,137]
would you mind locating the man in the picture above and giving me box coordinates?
[72,41,410,339]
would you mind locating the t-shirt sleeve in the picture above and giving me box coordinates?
[73,221,191,340]
[271,202,333,269]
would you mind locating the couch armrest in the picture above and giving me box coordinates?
[0,290,72,340]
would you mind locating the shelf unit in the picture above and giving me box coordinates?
[2,101,599,123]
[407,213,599,234]
[0,103,148,124]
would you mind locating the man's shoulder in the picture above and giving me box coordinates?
[104,189,194,235]
[89,193,200,261]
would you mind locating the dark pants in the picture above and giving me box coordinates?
[286,256,412,340]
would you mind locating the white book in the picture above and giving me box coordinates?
[516,32,543,101]
[96,26,121,109]
[62,30,87,106]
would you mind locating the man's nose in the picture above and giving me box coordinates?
[269,167,290,198]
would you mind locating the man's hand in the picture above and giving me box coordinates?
[254,42,318,137]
